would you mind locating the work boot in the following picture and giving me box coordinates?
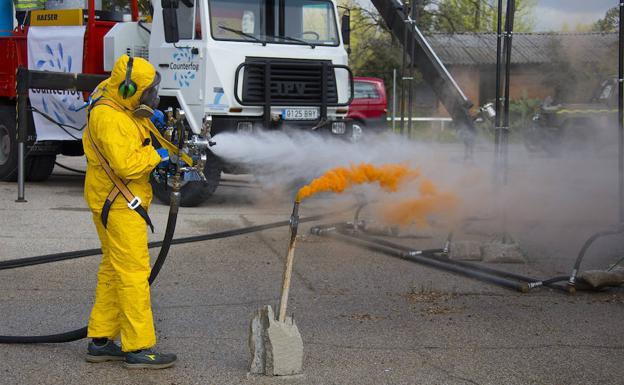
[124,349,177,370]
[85,339,126,363]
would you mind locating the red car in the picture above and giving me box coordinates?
[348,77,388,131]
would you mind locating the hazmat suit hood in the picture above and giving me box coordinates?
[99,55,159,111]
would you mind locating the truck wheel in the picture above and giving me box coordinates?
[151,153,223,207]
[0,104,18,181]
[0,105,57,182]
[26,155,57,182]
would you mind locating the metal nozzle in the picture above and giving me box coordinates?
[480,102,496,121]
[289,201,300,230]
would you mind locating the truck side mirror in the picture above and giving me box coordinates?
[162,0,180,43]
[341,13,350,48]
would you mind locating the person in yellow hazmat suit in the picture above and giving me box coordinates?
[82,54,176,369]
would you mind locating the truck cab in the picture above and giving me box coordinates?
[105,0,355,205]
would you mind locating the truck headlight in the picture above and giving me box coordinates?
[331,122,346,134]
[237,121,253,133]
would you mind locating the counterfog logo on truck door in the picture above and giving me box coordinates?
[171,48,199,88]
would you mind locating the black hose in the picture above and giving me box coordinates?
[0,326,88,344]
[149,108,185,284]
[0,212,335,271]
[149,193,179,283]
[54,162,86,174]
[30,106,84,140]
[0,205,348,343]
[138,20,151,35]
[349,232,442,256]
[315,227,529,292]
[567,225,624,289]
[527,276,569,289]
[344,230,567,292]
[0,246,102,270]
[0,176,184,344]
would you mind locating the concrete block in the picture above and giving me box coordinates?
[249,307,269,375]
[481,241,526,264]
[579,268,624,288]
[249,305,303,376]
[449,241,483,261]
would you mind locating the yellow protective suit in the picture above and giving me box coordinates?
[83,55,161,352]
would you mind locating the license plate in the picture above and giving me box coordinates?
[282,108,319,121]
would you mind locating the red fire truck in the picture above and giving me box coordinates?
[0,1,138,181]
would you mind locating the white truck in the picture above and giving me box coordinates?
[0,0,354,206]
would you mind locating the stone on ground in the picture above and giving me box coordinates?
[481,241,526,263]
[579,268,624,288]
[449,241,483,261]
[249,305,303,376]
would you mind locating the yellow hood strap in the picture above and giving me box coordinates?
[89,98,193,166]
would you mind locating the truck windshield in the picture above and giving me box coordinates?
[209,0,339,46]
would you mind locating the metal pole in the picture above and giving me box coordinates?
[407,1,416,134]
[392,68,397,132]
[502,0,515,186]
[619,0,624,223]
[399,3,408,135]
[16,67,28,203]
[17,143,25,201]
[494,0,503,184]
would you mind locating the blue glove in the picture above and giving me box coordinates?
[156,148,169,167]
[151,109,166,129]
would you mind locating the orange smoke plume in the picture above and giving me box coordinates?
[296,163,419,201]
[379,178,458,227]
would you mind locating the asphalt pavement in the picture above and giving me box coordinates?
[1,147,623,385]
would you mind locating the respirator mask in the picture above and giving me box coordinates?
[118,56,162,119]
[133,71,162,118]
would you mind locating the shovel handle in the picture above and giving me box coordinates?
[278,236,297,322]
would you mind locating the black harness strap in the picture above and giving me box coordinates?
[100,187,155,233]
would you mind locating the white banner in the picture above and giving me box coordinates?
[28,26,87,141]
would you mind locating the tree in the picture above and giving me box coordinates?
[542,36,617,103]
[431,0,536,33]
[592,6,618,33]
[339,1,403,88]
[339,0,537,84]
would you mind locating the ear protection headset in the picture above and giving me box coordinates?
[118,56,137,99]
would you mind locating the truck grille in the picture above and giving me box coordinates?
[242,58,338,105]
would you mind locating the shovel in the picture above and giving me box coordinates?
[249,201,304,376]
